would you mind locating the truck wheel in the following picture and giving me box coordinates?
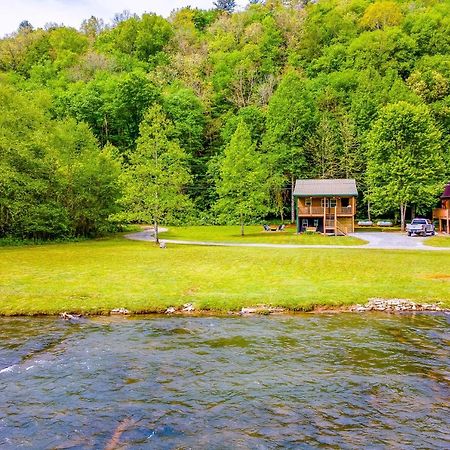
[407,232,411,236]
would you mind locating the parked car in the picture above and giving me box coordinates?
[406,218,435,236]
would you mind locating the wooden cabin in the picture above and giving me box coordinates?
[432,183,450,233]
[294,179,358,235]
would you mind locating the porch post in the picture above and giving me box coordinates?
[334,198,337,235]
[352,196,356,232]
[323,197,326,235]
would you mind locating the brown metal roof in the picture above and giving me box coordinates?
[441,183,450,199]
[294,179,358,197]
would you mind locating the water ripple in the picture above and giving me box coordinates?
[0,313,449,448]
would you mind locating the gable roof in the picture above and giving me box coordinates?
[441,183,450,199]
[294,179,358,197]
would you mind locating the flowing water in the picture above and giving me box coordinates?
[0,313,449,449]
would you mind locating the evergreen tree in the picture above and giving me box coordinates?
[213,0,236,13]
[215,121,269,236]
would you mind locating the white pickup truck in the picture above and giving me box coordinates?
[406,218,435,237]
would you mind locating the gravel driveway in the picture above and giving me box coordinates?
[126,229,450,251]
[350,231,443,250]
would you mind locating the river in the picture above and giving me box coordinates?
[0,313,449,448]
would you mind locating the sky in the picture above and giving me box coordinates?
[0,0,248,37]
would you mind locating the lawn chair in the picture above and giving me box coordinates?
[263,224,271,232]
[277,224,285,231]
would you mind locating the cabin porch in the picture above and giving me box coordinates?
[433,208,450,233]
[296,197,356,235]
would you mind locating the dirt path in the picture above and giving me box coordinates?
[125,228,450,251]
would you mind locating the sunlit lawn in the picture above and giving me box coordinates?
[424,235,450,247]
[0,236,449,315]
[160,225,366,246]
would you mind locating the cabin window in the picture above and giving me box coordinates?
[341,198,350,207]
[330,198,337,208]
[305,198,312,207]
[302,219,308,227]
[321,198,329,208]
[314,219,319,227]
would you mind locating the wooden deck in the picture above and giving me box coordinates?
[298,206,355,217]
[433,208,450,219]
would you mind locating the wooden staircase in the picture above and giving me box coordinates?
[324,211,348,236]
[325,213,335,235]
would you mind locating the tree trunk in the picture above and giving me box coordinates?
[367,201,371,222]
[240,215,244,236]
[400,203,407,232]
[290,175,295,223]
[411,205,416,220]
[154,220,159,244]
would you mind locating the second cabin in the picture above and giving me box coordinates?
[294,179,358,236]
[432,182,450,233]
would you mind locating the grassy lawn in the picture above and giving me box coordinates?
[424,235,450,247]
[159,225,366,246]
[0,236,449,315]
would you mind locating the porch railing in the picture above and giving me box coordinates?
[433,208,449,219]
[298,206,354,216]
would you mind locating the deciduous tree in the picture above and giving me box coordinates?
[119,105,192,243]
[366,102,445,230]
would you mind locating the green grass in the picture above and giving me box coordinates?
[0,235,449,315]
[160,225,366,245]
[424,235,450,247]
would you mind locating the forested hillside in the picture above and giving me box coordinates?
[1,0,449,239]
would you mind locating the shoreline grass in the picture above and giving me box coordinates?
[0,235,449,316]
[159,225,367,246]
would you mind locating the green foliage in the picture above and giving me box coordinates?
[366,101,445,228]
[118,105,192,241]
[360,1,403,30]
[263,72,316,220]
[215,121,269,234]
[56,70,160,150]
[163,86,206,156]
[1,0,450,239]
[0,83,120,239]
[96,14,173,63]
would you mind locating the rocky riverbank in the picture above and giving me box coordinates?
[56,299,448,320]
[349,298,447,313]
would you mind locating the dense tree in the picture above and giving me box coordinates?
[263,72,316,221]
[96,13,173,64]
[0,84,120,239]
[1,0,450,239]
[215,121,269,235]
[366,102,445,230]
[119,105,192,243]
[360,1,403,30]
